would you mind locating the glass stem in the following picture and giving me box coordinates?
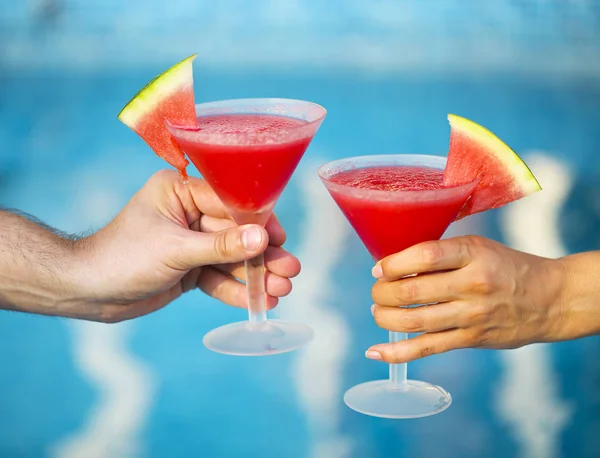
[245,253,268,326]
[389,331,408,388]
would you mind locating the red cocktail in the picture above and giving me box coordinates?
[168,99,326,356]
[319,154,477,418]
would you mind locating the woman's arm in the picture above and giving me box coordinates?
[367,235,600,363]
[558,251,600,340]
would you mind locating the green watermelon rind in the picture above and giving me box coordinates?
[117,53,197,128]
[447,114,542,195]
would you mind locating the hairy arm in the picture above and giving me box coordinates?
[0,171,301,324]
[0,210,86,317]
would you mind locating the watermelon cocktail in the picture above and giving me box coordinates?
[319,115,541,419]
[319,155,477,419]
[167,99,326,356]
[118,55,326,356]
[168,104,322,226]
[324,157,477,260]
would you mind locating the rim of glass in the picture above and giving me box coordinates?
[318,154,479,202]
[165,98,327,146]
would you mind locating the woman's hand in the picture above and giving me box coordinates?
[366,235,573,363]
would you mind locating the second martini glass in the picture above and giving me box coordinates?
[168,98,326,356]
[319,154,477,418]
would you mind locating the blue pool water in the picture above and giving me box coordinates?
[1,69,600,458]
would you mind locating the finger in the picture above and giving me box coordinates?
[366,329,475,364]
[263,272,293,297]
[264,213,286,246]
[373,237,473,280]
[263,246,301,278]
[213,264,293,297]
[197,267,279,309]
[173,224,269,269]
[371,270,464,307]
[186,179,288,245]
[200,215,291,252]
[199,215,237,233]
[372,302,467,333]
[187,177,233,220]
[214,246,301,280]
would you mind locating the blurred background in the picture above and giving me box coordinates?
[1,1,600,457]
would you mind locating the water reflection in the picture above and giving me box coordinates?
[1,70,600,457]
[287,160,354,458]
[561,170,600,253]
[498,152,573,458]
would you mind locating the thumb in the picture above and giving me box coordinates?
[177,224,269,268]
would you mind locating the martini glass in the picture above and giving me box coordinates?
[167,98,326,356]
[318,154,477,418]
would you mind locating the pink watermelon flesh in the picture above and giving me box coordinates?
[118,55,198,180]
[443,117,541,220]
[129,86,196,179]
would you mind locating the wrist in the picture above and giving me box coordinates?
[42,237,89,316]
[552,252,600,340]
[68,225,135,309]
[28,234,105,320]
[40,232,121,322]
[67,234,107,307]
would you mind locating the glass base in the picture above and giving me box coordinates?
[203,319,314,356]
[344,379,452,419]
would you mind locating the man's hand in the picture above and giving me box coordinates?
[1,170,300,323]
[366,235,578,363]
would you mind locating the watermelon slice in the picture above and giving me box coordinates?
[443,114,541,220]
[118,54,198,180]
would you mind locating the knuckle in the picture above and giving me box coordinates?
[466,302,489,324]
[396,282,419,303]
[419,242,443,268]
[469,328,491,348]
[398,313,426,333]
[466,329,484,347]
[150,169,177,186]
[466,234,486,247]
[213,232,234,259]
[97,309,122,324]
[418,345,436,359]
[462,235,483,259]
[374,308,425,333]
[469,270,494,294]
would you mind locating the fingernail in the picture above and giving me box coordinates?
[371,304,376,315]
[366,350,382,360]
[372,264,383,278]
[242,226,263,251]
